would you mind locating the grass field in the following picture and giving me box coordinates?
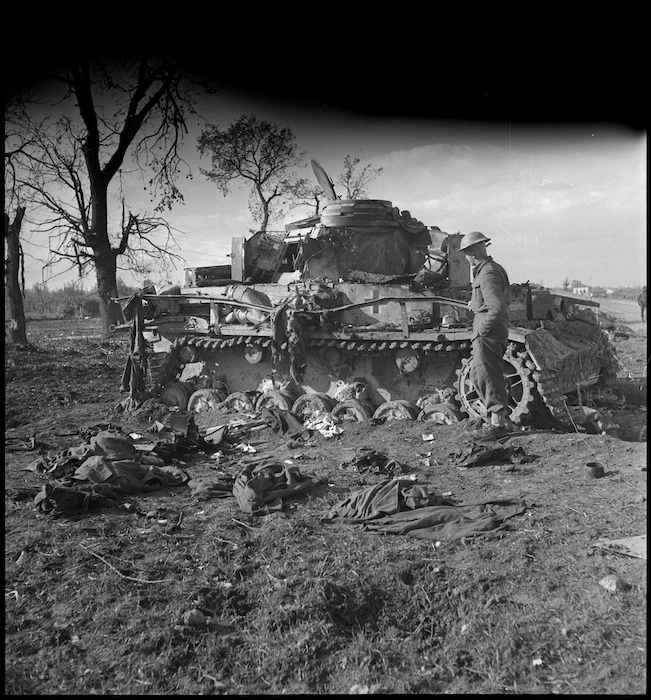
[4,298,647,695]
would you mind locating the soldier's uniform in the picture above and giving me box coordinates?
[469,256,511,419]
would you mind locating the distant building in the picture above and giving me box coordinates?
[573,286,591,295]
[605,288,615,296]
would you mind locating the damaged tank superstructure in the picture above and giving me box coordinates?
[132,161,621,432]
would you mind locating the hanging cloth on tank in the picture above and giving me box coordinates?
[270,294,306,384]
[120,293,148,409]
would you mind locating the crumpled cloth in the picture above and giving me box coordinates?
[270,302,306,384]
[261,407,311,440]
[25,430,140,478]
[33,484,111,515]
[187,478,234,500]
[73,455,188,494]
[232,459,320,515]
[450,439,537,468]
[341,448,407,477]
[120,293,148,410]
[26,430,188,493]
[323,479,450,523]
[323,479,527,542]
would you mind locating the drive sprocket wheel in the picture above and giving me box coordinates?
[454,343,536,424]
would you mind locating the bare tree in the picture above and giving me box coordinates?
[4,207,30,346]
[6,57,199,336]
[198,115,309,232]
[337,155,383,199]
[4,95,32,347]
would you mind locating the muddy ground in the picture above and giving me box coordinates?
[4,304,647,695]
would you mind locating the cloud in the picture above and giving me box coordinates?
[537,180,574,190]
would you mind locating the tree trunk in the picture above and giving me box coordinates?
[94,249,124,338]
[4,208,30,348]
[90,177,125,338]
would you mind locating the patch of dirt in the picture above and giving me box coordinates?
[4,318,647,694]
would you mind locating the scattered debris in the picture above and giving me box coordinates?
[349,684,384,694]
[304,411,343,438]
[187,478,234,500]
[232,459,321,516]
[599,574,632,593]
[5,435,36,451]
[586,461,605,478]
[183,609,208,627]
[340,448,408,478]
[592,535,647,560]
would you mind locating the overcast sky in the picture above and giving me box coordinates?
[14,62,647,291]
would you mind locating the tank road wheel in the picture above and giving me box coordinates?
[178,344,200,364]
[255,389,295,412]
[372,400,420,421]
[291,393,336,422]
[187,388,227,414]
[454,345,536,424]
[331,399,375,422]
[222,391,258,413]
[160,381,194,411]
[244,344,265,364]
[417,402,464,424]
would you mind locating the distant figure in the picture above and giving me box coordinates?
[638,286,647,321]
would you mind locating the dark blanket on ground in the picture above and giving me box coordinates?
[323,479,527,542]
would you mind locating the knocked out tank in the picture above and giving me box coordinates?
[130,161,621,432]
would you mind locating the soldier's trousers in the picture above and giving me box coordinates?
[469,334,509,416]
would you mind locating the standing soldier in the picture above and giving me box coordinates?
[638,286,646,322]
[460,231,513,438]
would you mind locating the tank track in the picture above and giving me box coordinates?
[532,326,622,431]
[175,334,473,354]
[146,332,473,392]
[147,326,620,431]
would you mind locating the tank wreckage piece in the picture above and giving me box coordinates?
[119,160,622,435]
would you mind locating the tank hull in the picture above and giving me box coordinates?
[139,281,619,433]
[125,183,620,432]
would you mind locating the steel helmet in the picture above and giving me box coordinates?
[459,231,491,251]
